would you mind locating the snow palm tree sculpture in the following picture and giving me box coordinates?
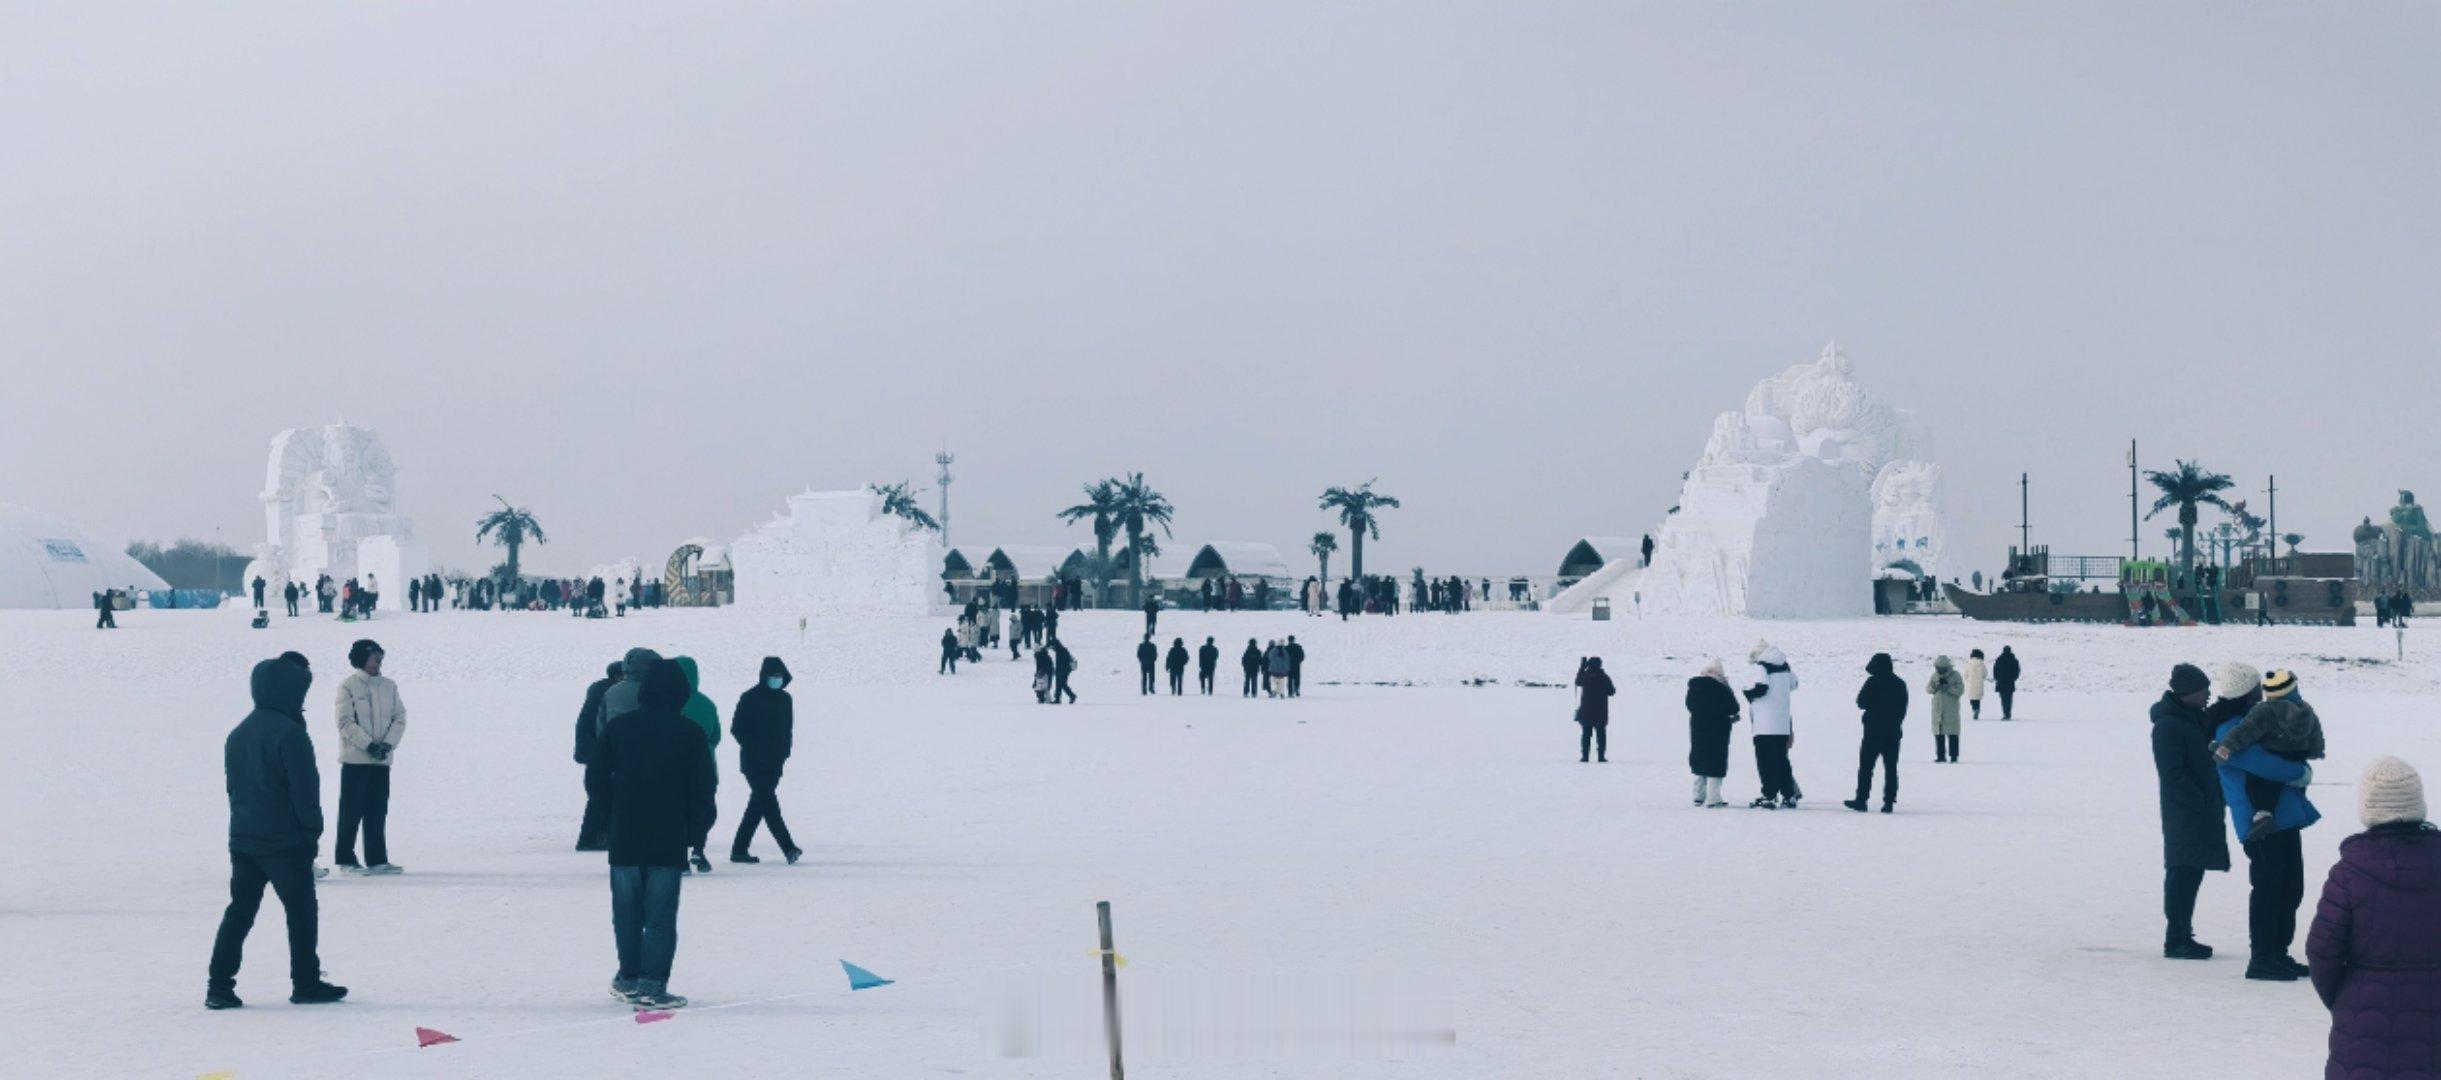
[1319,480,1400,582]
[474,496,547,585]
[2143,461,2235,585]
[1108,473,1175,607]
[872,481,942,532]
[1057,479,1122,606]
[1309,531,1338,585]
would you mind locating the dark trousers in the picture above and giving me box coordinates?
[1935,733,1959,762]
[208,843,321,988]
[1168,669,1184,695]
[609,865,683,985]
[1753,735,1798,801]
[1579,721,1607,761]
[940,649,957,674]
[1288,669,1301,697]
[335,763,391,867]
[1854,732,1899,805]
[1970,699,1982,719]
[97,606,115,628]
[578,759,612,849]
[1198,670,1214,695]
[1997,686,2015,719]
[1055,672,1075,703]
[2165,865,2206,945]
[1242,668,1258,697]
[732,770,795,857]
[1140,668,1155,695]
[286,597,299,617]
[2243,828,2305,959]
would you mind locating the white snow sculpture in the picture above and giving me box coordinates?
[729,487,947,617]
[244,421,429,593]
[1554,342,1938,618]
[1870,461,1945,582]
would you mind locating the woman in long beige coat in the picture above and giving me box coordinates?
[1963,649,1989,720]
[1928,654,1965,763]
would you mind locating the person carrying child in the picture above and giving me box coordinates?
[2214,668,2325,841]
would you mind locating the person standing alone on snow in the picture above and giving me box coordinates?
[1197,636,1219,695]
[1844,653,1906,813]
[939,627,959,675]
[1574,657,1615,763]
[332,640,406,874]
[1927,655,1964,763]
[1743,643,1802,809]
[2307,756,2441,1077]
[1686,659,1739,806]
[600,659,716,1011]
[207,655,347,1009]
[1137,634,1159,696]
[1992,646,2021,720]
[1164,638,1188,696]
[2151,663,2228,961]
[729,657,800,865]
[1964,649,1988,720]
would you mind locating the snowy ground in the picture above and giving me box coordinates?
[6,605,2436,1078]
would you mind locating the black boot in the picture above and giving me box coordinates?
[1843,798,1868,813]
[2244,956,2301,981]
[205,984,243,1010]
[2164,939,2214,960]
[729,851,761,865]
[290,979,349,1004]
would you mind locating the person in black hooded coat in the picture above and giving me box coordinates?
[729,657,800,864]
[1574,657,1616,763]
[1845,653,1908,813]
[574,660,622,851]
[207,655,346,1008]
[1685,662,1740,806]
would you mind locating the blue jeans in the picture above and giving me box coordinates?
[610,866,683,985]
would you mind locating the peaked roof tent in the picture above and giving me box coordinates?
[1559,536,1641,580]
[984,545,1079,581]
[1173,542,1293,581]
[941,549,978,578]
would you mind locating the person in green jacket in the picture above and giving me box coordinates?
[671,656,721,873]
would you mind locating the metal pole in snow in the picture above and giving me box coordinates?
[1098,901,1124,1080]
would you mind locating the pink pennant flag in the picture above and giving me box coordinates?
[634,1010,675,1025]
[415,1027,459,1048]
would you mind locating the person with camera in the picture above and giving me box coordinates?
[333,639,407,875]
[1575,656,1616,763]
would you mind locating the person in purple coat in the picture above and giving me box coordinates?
[2307,756,2441,1078]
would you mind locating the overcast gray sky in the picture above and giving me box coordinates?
[5,2,2435,579]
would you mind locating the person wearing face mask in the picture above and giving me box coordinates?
[728,657,800,865]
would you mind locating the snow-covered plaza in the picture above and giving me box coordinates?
[10,606,2430,1077]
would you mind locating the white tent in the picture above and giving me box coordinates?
[0,504,169,609]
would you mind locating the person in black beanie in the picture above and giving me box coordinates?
[2151,662,2227,960]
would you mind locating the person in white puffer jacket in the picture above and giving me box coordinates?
[1742,641,1803,809]
[334,639,407,874]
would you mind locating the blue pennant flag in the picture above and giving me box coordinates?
[841,960,894,991]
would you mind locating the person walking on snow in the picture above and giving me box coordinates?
[1844,653,1907,813]
[1574,657,1615,763]
[729,657,800,865]
[2209,661,2321,981]
[207,655,347,1010]
[1049,637,1077,704]
[1743,642,1802,809]
[2306,756,2441,1077]
[1686,659,1739,807]
[1164,638,1188,696]
[1197,636,1219,695]
[1927,655,1964,763]
[332,640,406,874]
[574,660,623,851]
[1992,646,2021,720]
[2151,663,2228,961]
[599,659,716,1011]
[671,657,721,875]
[1964,649,1988,720]
[1137,634,1159,696]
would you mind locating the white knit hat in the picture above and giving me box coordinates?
[2360,756,2427,828]
[2212,662,2262,700]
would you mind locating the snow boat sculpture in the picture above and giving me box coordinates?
[729,487,947,617]
[1552,343,1939,618]
[244,421,429,596]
